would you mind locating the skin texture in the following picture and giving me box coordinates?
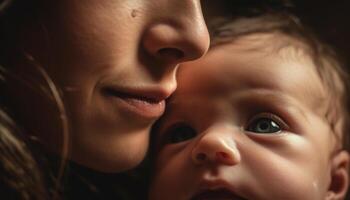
[12,0,210,172]
[149,34,349,200]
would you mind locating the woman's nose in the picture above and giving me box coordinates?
[191,131,241,166]
[142,0,210,65]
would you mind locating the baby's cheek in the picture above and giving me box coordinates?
[250,157,328,199]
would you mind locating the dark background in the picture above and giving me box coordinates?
[295,0,350,70]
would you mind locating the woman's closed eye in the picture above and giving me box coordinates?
[163,123,197,144]
[246,113,289,134]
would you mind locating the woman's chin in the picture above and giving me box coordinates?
[69,135,149,173]
[69,151,145,173]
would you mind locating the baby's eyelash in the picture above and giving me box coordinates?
[154,121,196,149]
[162,122,197,144]
[245,112,290,134]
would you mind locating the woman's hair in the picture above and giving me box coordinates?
[0,105,47,199]
[0,0,69,199]
[208,11,350,152]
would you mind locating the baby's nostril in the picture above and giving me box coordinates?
[158,48,184,60]
[216,152,229,160]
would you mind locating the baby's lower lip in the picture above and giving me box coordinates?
[103,88,165,119]
[191,189,246,200]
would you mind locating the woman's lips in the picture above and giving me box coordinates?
[102,87,166,119]
[191,189,247,200]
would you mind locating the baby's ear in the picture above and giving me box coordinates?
[326,150,349,200]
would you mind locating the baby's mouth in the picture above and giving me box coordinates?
[190,188,247,200]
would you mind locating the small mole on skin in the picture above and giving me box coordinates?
[131,9,137,18]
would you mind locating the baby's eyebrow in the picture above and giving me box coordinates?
[232,88,309,120]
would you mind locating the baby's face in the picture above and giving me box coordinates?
[150,34,343,199]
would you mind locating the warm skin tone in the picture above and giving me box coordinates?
[150,33,349,200]
[10,0,210,172]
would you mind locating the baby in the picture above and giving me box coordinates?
[149,13,350,200]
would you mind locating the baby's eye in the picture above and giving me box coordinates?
[164,123,197,144]
[246,114,286,134]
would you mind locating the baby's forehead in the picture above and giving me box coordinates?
[217,32,312,60]
[179,32,328,116]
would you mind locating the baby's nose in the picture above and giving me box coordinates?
[191,130,241,166]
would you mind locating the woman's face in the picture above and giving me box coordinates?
[16,0,209,172]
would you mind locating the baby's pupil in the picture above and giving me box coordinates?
[251,118,280,133]
[258,121,269,131]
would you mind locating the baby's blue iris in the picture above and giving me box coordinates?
[247,117,281,133]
